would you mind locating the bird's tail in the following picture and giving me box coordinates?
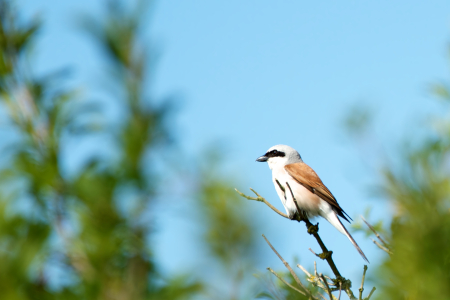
[323,211,369,263]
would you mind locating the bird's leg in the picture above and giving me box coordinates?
[285,182,310,224]
[285,182,324,243]
[295,209,310,223]
[285,182,343,280]
[275,180,299,221]
[275,179,286,193]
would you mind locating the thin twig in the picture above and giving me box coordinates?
[361,216,391,253]
[338,282,342,300]
[235,188,289,218]
[346,285,357,300]
[317,292,328,300]
[371,238,393,255]
[297,264,329,300]
[359,265,368,300]
[320,273,334,300]
[297,264,312,277]
[366,287,376,299]
[309,248,319,257]
[267,268,306,296]
[275,179,286,193]
[262,235,316,298]
[300,265,321,287]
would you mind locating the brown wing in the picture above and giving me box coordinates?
[285,162,351,222]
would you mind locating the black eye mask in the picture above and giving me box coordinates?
[266,150,286,158]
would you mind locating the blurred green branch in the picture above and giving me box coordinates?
[343,67,450,299]
[360,216,392,255]
[196,160,258,299]
[0,1,203,299]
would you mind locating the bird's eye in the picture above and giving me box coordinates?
[266,149,284,158]
[267,149,286,158]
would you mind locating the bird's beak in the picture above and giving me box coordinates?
[256,155,268,162]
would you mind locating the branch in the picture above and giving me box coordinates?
[262,234,318,299]
[296,263,328,300]
[320,273,334,300]
[297,263,335,300]
[297,263,325,291]
[236,188,375,300]
[366,287,376,300]
[267,268,306,296]
[371,238,392,255]
[359,265,368,300]
[357,265,377,300]
[361,216,392,254]
[235,188,288,219]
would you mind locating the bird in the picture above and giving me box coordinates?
[256,144,368,262]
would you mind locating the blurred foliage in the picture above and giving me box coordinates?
[197,152,256,265]
[0,1,269,300]
[374,96,450,300]
[0,0,202,299]
[194,150,259,299]
[343,104,373,139]
[345,69,450,299]
[15,0,450,299]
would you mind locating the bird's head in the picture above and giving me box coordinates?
[256,144,302,170]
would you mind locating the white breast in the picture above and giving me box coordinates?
[272,167,322,219]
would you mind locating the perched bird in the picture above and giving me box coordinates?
[256,144,368,262]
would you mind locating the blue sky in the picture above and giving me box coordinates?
[19,0,450,297]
